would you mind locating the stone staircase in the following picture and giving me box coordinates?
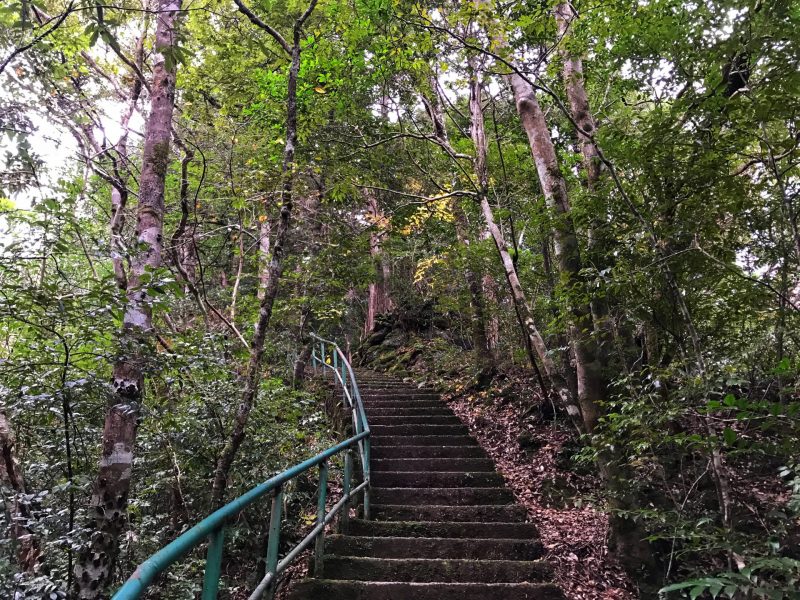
[289,371,565,599]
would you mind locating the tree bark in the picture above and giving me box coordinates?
[364,189,392,334]
[555,2,618,338]
[73,2,182,596]
[0,409,41,574]
[507,72,605,433]
[555,3,601,191]
[292,341,314,389]
[500,24,656,576]
[257,211,271,300]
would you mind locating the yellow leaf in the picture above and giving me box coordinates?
[314,86,326,94]
[258,215,267,223]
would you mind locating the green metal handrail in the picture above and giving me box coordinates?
[112,335,370,600]
[309,333,371,518]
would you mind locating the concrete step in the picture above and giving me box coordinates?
[370,435,478,447]
[289,580,564,600]
[371,504,528,522]
[371,471,505,488]
[371,487,514,506]
[361,387,437,393]
[371,424,469,436]
[372,457,496,471]
[369,415,462,425]
[347,519,539,540]
[366,407,453,416]
[362,393,441,401]
[371,445,487,459]
[359,387,420,392]
[362,400,444,409]
[320,556,551,583]
[324,535,543,560]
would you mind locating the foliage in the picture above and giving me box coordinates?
[1,0,799,597]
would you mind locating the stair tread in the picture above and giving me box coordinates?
[373,458,495,470]
[289,580,565,600]
[347,519,538,539]
[320,556,551,583]
[325,534,543,559]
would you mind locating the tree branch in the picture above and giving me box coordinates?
[232,0,292,55]
[0,1,76,76]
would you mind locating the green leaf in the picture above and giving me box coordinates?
[690,585,706,599]
[723,427,736,445]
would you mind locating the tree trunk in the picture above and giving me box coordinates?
[210,13,314,503]
[0,409,41,574]
[555,3,601,191]
[455,204,495,378]
[502,32,656,576]
[507,72,606,432]
[73,2,182,596]
[422,76,494,376]
[257,212,271,300]
[364,189,392,334]
[480,236,501,357]
[468,64,582,422]
[292,341,314,389]
[555,2,618,339]
[293,182,327,390]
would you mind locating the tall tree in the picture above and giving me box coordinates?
[462,49,579,421]
[421,75,495,379]
[364,188,393,333]
[73,1,183,596]
[211,0,319,507]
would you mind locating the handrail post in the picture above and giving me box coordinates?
[202,528,225,600]
[314,461,329,577]
[340,357,346,393]
[340,450,353,534]
[332,351,338,386]
[319,342,325,378]
[363,437,371,520]
[264,486,283,600]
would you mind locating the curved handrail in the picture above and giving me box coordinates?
[308,333,371,517]
[112,336,370,600]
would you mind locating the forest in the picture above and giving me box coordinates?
[1,0,799,598]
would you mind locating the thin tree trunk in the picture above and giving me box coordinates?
[257,212,271,300]
[468,64,582,422]
[73,2,182,596]
[422,76,494,376]
[454,204,495,377]
[211,1,318,503]
[0,409,41,574]
[230,223,245,319]
[293,342,314,389]
[480,237,501,356]
[293,179,326,390]
[364,189,392,334]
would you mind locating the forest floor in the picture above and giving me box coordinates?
[441,371,637,600]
